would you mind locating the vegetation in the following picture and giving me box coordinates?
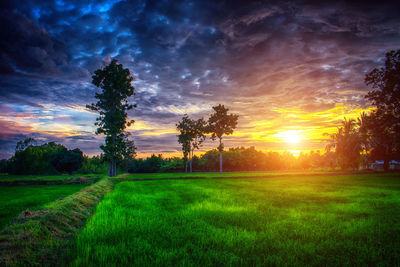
[0,178,114,266]
[325,118,361,169]
[326,49,400,170]
[207,104,239,174]
[87,59,136,177]
[0,184,87,229]
[177,114,206,173]
[72,173,400,266]
[6,141,84,175]
[123,147,336,173]
[364,49,400,170]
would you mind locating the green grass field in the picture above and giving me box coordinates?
[116,170,337,180]
[72,173,400,266]
[0,184,87,229]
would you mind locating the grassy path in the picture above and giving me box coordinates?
[0,179,114,266]
[0,184,87,229]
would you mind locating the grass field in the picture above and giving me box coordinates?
[116,170,345,180]
[0,184,87,229]
[72,173,400,266]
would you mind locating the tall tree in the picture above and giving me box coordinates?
[207,104,239,173]
[188,118,206,172]
[325,118,361,170]
[364,49,400,170]
[177,114,192,173]
[87,59,136,177]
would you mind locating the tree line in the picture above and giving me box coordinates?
[2,139,85,175]
[122,147,336,173]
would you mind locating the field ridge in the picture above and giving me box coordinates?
[0,178,114,267]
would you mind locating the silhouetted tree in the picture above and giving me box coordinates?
[364,49,400,170]
[207,104,239,173]
[51,148,84,174]
[15,137,36,151]
[364,110,399,170]
[120,133,137,172]
[87,60,136,177]
[177,114,206,173]
[188,118,206,172]
[325,118,361,170]
[357,112,370,169]
[177,114,192,173]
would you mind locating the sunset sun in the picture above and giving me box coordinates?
[276,130,302,144]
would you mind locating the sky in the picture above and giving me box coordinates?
[1,0,400,159]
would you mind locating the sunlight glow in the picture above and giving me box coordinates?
[275,130,302,143]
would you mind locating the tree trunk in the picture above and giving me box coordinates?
[383,159,390,171]
[189,149,193,173]
[108,134,117,177]
[184,158,188,173]
[219,138,223,174]
[112,159,117,177]
[108,161,112,176]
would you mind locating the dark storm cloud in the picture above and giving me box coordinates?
[0,9,68,75]
[1,0,400,158]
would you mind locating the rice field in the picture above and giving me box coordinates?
[71,173,400,266]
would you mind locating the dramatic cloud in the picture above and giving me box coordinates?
[1,0,400,158]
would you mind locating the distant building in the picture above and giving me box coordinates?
[391,160,400,170]
[370,161,384,170]
[369,160,400,170]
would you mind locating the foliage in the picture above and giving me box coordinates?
[177,114,206,173]
[176,114,193,172]
[15,137,36,151]
[87,59,136,177]
[51,148,84,174]
[0,159,7,173]
[129,154,165,173]
[325,118,362,170]
[6,139,85,175]
[207,104,239,173]
[365,49,400,116]
[363,110,400,170]
[126,147,337,173]
[364,49,400,170]
[79,155,108,174]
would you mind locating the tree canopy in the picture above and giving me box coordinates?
[7,139,83,175]
[207,104,239,173]
[325,118,361,170]
[87,59,136,177]
[364,49,400,169]
[176,114,206,173]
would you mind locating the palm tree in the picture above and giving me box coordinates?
[325,118,362,170]
[357,112,370,168]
